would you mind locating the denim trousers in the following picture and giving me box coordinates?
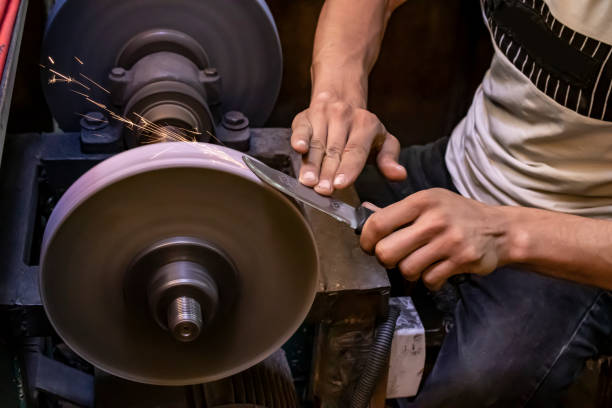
[355,138,612,407]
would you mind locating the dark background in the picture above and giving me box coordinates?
[8,0,493,147]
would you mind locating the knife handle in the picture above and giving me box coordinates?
[354,206,375,235]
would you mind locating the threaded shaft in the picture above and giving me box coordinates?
[167,296,203,342]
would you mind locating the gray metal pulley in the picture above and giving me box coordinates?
[41,0,282,131]
[40,143,319,385]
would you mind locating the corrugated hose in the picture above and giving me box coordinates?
[350,305,400,408]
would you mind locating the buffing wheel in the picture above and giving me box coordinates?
[41,0,282,130]
[40,143,318,385]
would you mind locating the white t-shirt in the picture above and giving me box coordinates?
[445,0,612,218]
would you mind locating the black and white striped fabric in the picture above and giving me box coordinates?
[483,0,612,122]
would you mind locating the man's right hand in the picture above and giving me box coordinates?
[292,0,408,194]
[291,91,407,196]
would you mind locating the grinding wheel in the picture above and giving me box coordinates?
[40,143,318,385]
[41,0,282,130]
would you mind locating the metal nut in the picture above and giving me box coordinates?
[203,67,218,77]
[222,111,248,128]
[110,67,126,78]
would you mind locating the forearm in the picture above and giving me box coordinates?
[500,206,612,289]
[310,0,405,107]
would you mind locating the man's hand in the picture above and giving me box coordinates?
[290,0,409,195]
[360,188,510,290]
[291,92,407,195]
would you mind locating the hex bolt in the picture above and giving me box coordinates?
[167,296,203,342]
[110,67,126,78]
[223,111,247,127]
[203,67,218,77]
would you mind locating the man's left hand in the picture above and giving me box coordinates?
[360,188,510,290]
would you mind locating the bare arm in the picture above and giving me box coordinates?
[360,189,612,291]
[500,205,612,289]
[291,0,408,195]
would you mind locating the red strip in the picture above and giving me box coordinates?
[0,1,10,28]
[0,0,21,81]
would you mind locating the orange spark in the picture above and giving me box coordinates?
[74,56,84,65]
[79,73,110,94]
[48,68,90,91]
[76,112,109,124]
[70,89,90,98]
[48,56,55,65]
[85,97,108,110]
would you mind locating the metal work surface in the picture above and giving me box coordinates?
[40,142,318,385]
[41,0,282,131]
[306,189,389,296]
[0,132,111,307]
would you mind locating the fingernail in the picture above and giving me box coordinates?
[317,180,331,191]
[333,174,345,186]
[296,140,307,149]
[395,164,405,171]
[301,171,316,183]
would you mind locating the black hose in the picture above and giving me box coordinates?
[350,305,401,408]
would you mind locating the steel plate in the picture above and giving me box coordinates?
[40,143,318,385]
[41,0,282,130]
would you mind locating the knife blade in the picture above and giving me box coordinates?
[242,156,374,234]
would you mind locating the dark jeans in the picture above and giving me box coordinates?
[355,138,612,407]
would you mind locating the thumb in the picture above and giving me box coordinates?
[376,132,407,181]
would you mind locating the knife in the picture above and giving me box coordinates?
[242,156,374,234]
[243,155,468,285]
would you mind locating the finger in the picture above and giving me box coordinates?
[421,260,457,291]
[360,195,427,253]
[298,114,328,186]
[361,202,380,212]
[315,117,350,195]
[373,222,443,268]
[376,132,407,181]
[291,113,312,154]
[397,240,446,281]
[333,125,380,189]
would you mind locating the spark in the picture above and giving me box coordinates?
[39,63,46,69]
[48,68,69,81]
[48,68,90,90]
[173,125,202,136]
[46,65,238,165]
[48,56,55,65]
[74,56,84,65]
[79,73,110,94]
[204,129,226,147]
[76,112,109,125]
[85,98,109,110]
[132,112,197,144]
[70,89,90,99]
[150,145,175,159]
